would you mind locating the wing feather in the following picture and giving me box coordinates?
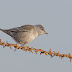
[8,25,35,32]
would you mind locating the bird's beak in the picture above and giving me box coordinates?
[45,32,48,35]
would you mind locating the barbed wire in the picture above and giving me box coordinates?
[0,39,72,62]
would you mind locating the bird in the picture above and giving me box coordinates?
[0,24,48,45]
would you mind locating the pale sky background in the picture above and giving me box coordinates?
[0,0,72,72]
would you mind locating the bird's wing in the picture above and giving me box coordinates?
[8,25,35,32]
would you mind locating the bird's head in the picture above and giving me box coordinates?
[34,24,48,36]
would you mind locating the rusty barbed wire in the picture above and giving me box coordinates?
[0,39,72,62]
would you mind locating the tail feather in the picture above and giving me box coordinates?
[0,28,14,37]
[0,28,3,31]
[0,29,5,32]
[0,28,9,35]
[0,28,6,32]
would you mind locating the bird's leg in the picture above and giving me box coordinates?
[25,44,31,48]
[20,42,27,50]
[22,44,25,47]
[20,42,24,47]
[20,42,30,50]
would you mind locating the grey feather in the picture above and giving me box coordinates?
[0,24,48,45]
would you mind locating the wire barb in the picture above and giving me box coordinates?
[0,39,72,62]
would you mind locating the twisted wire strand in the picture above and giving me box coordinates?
[0,39,72,62]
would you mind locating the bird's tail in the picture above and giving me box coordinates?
[0,28,8,34]
[0,28,13,37]
[0,28,6,32]
[0,29,4,31]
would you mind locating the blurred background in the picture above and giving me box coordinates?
[0,0,72,72]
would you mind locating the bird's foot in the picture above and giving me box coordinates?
[25,44,31,48]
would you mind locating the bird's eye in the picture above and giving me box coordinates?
[41,28,43,30]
